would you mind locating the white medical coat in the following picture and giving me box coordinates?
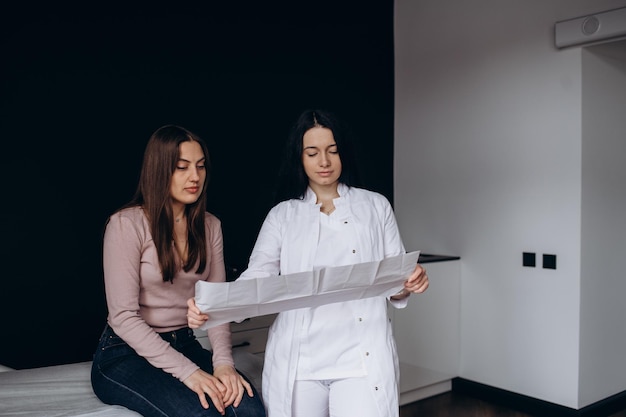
[239,184,409,417]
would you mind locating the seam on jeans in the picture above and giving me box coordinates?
[97,367,169,417]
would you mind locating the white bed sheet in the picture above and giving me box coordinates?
[0,351,264,417]
[0,361,140,417]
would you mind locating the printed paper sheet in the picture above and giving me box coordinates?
[195,251,420,329]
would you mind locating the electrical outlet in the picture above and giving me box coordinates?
[543,254,557,269]
[523,252,536,267]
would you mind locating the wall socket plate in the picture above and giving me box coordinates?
[523,252,536,267]
[543,254,557,269]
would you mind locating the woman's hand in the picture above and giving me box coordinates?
[187,297,209,329]
[213,364,255,407]
[392,263,429,300]
[405,263,429,294]
[182,369,227,414]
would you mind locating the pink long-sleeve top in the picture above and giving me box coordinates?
[103,206,233,382]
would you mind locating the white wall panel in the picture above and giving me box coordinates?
[394,0,626,409]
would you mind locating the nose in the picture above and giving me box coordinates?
[319,154,330,167]
[189,167,200,182]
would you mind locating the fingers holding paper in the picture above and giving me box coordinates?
[404,263,429,294]
[187,297,209,329]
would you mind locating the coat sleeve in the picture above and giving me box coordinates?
[378,196,412,309]
[238,205,283,280]
[381,196,406,257]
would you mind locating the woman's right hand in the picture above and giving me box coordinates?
[187,297,209,329]
[183,368,227,414]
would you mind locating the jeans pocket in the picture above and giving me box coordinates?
[94,327,136,368]
[98,326,127,350]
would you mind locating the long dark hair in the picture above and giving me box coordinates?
[119,125,211,283]
[274,109,361,204]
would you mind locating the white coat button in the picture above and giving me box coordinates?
[365,352,370,356]
[352,249,356,253]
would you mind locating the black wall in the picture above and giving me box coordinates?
[0,2,395,369]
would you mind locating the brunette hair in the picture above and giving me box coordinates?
[121,125,211,283]
[274,109,361,204]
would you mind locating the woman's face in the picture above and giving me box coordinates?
[302,126,342,189]
[170,140,206,206]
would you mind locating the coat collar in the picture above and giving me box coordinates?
[303,183,351,204]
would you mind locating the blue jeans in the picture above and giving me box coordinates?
[91,324,266,417]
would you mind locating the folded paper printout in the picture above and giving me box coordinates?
[195,251,420,329]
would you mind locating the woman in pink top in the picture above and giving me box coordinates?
[90,125,266,417]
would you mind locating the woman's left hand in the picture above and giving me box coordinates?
[391,263,429,300]
[213,365,254,408]
[404,263,429,294]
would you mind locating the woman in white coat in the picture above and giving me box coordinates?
[188,109,429,417]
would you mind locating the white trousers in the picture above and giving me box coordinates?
[291,377,381,417]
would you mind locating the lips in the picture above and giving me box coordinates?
[186,187,199,193]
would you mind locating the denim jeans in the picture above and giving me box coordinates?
[91,324,266,417]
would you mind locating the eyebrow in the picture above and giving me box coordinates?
[177,157,206,163]
[303,143,337,150]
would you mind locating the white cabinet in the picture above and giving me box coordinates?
[194,314,276,358]
[391,258,461,405]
